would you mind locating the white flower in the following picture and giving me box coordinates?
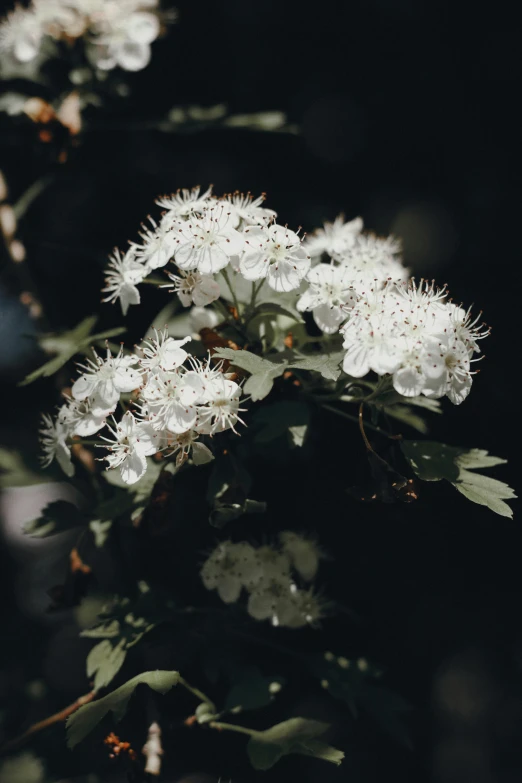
[247,576,297,627]
[341,312,401,378]
[283,587,325,629]
[0,6,43,63]
[102,247,148,315]
[156,186,214,219]
[87,7,160,72]
[304,214,363,259]
[39,412,74,477]
[297,263,357,333]
[243,545,292,590]
[59,395,114,437]
[189,306,220,334]
[99,411,160,484]
[138,329,190,373]
[448,303,489,354]
[201,541,257,603]
[171,205,245,275]
[222,192,276,226]
[141,369,204,433]
[165,429,214,467]
[335,232,407,293]
[163,269,220,308]
[72,347,143,409]
[132,216,177,270]
[240,224,311,292]
[279,532,323,582]
[420,335,472,405]
[196,372,244,435]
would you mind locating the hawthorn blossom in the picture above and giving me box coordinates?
[195,373,244,435]
[141,369,204,433]
[222,192,277,226]
[200,541,257,603]
[86,2,161,72]
[99,411,160,484]
[297,263,358,333]
[156,186,214,220]
[279,532,323,582]
[247,576,298,626]
[165,429,214,467]
[102,247,148,315]
[420,335,472,405]
[303,214,363,259]
[163,269,220,307]
[132,216,177,270]
[0,6,43,63]
[171,205,244,275]
[72,347,142,409]
[240,224,311,292]
[138,329,190,373]
[39,412,74,477]
[59,395,115,437]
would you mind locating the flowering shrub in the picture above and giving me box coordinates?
[2,184,515,778]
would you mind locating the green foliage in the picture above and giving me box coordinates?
[249,302,304,323]
[401,441,516,517]
[0,448,46,489]
[23,500,85,537]
[19,315,126,386]
[207,453,266,527]
[66,670,180,748]
[223,665,285,712]
[307,653,412,748]
[251,400,310,446]
[246,718,344,770]
[86,639,127,691]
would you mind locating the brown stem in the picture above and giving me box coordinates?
[358,402,373,451]
[0,689,97,755]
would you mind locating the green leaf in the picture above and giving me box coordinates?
[453,469,516,518]
[456,449,507,470]
[380,405,431,435]
[66,670,180,748]
[400,440,463,481]
[223,666,285,712]
[81,620,120,639]
[212,347,277,376]
[86,639,127,691]
[246,718,343,770]
[250,302,304,323]
[18,316,126,387]
[0,449,47,489]
[251,401,310,444]
[287,351,344,381]
[23,500,85,538]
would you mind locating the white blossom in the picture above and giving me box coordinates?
[156,186,214,220]
[59,395,115,437]
[39,412,74,477]
[171,205,245,275]
[72,347,143,409]
[247,576,298,626]
[163,269,220,307]
[297,263,358,333]
[132,216,177,270]
[0,6,43,63]
[102,247,148,315]
[222,192,276,226]
[195,371,244,435]
[165,429,214,467]
[86,5,160,72]
[240,224,311,292]
[141,368,204,434]
[303,214,363,259]
[200,541,257,604]
[279,532,323,582]
[138,329,190,373]
[99,411,160,484]
[188,306,220,334]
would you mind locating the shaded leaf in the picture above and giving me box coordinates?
[224,666,285,712]
[247,718,343,770]
[252,401,310,444]
[23,500,85,538]
[287,351,344,381]
[453,469,516,518]
[86,639,127,691]
[67,670,180,748]
[250,302,304,323]
[400,440,462,482]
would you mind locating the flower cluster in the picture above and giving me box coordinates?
[297,214,407,333]
[103,186,311,315]
[340,280,489,404]
[200,533,326,628]
[0,0,168,72]
[39,330,245,484]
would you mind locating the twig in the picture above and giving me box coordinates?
[0,689,97,755]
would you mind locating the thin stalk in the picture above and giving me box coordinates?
[178,677,216,713]
[221,269,242,321]
[321,403,393,438]
[209,721,256,737]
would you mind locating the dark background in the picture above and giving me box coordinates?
[1,1,521,781]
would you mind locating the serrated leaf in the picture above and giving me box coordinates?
[23,500,85,537]
[81,620,120,639]
[86,639,127,691]
[213,347,275,375]
[243,367,285,401]
[246,718,343,770]
[380,405,430,434]
[452,469,516,518]
[66,670,180,748]
[456,449,507,470]
[289,353,344,381]
[213,348,288,401]
[400,440,463,481]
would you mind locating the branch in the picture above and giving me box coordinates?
[0,689,97,755]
